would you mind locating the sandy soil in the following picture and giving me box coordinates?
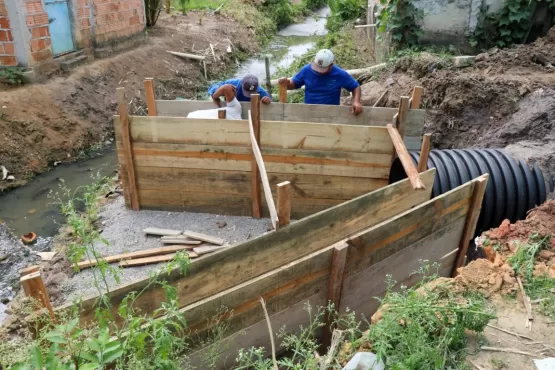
[0,11,258,192]
[58,195,270,306]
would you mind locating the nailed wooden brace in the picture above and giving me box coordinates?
[387,124,425,190]
[396,96,410,138]
[144,78,157,116]
[277,181,292,227]
[248,109,279,229]
[116,87,140,211]
[279,79,287,103]
[452,175,489,277]
[417,133,431,172]
[410,86,423,109]
[322,242,349,350]
[250,94,262,218]
[20,272,55,321]
[218,109,226,119]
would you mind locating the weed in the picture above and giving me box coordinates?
[0,67,26,85]
[376,0,424,47]
[490,358,508,370]
[367,263,495,369]
[508,233,550,280]
[327,0,365,32]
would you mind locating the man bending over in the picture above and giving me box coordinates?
[187,84,242,120]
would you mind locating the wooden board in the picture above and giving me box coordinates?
[114,116,394,154]
[183,231,225,246]
[154,100,425,137]
[143,227,182,236]
[119,252,198,267]
[58,170,435,325]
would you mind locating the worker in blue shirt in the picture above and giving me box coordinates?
[208,74,272,106]
[278,49,363,115]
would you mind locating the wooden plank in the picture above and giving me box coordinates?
[452,175,489,276]
[78,245,198,269]
[322,242,349,349]
[193,245,228,255]
[59,170,435,326]
[20,265,40,277]
[20,272,55,320]
[144,78,157,116]
[373,90,388,107]
[340,219,464,315]
[143,227,182,236]
[411,86,423,109]
[249,110,279,229]
[279,82,287,103]
[116,88,140,211]
[387,124,425,190]
[250,95,262,219]
[345,179,475,278]
[417,133,431,173]
[396,96,410,138]
[262,196,345,219]
[119,252,198,268]
[160,239,202,245]
[183,231,225,246]
[218,109,226,119]
[277,181,292,227]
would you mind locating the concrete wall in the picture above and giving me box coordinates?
[0,0,145,69]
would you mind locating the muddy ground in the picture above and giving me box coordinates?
[0,11,258,192]
[350,27,555,176]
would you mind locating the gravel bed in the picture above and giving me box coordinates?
[61,196,270,304]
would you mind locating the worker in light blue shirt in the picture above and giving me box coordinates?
[208,74,272,106]
[278,49,363,115]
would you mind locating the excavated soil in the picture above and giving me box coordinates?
[0,12,257,192]
[353,27,555,176]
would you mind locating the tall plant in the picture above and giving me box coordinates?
[375,0,424,47]
[327,0,366,32]
[145,0,163,26]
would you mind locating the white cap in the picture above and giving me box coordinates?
[311,49,334,73]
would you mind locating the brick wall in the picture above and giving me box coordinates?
[25,0,52,64]
[0,0,16,66]
[75,0,92,48]
[94,0,145,43]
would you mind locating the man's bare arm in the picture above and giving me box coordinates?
[351,86,362,116]
[278,78,297,90]
[212,84,237,106]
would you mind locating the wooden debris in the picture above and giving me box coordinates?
[119,252,198,268]
[20,265,40,277]
[487,323,534,340]
[481,346,537,357]
[354,24,376,28]
[517,276,534,329]
[183,230,225,245]
[37,252,57,261]
[160,236,202,245]
[78,245,196,269]
[373,90,389,107]
[167,50,206,61]
[143,227,182,236]
[387,124,425,190]
[469,360,486,370]
[20,272,55,321]
[193,245,228,255]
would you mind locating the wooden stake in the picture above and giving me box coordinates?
[20,272,55,321]
[451,175,489,276]
[387,124,425,190]
[517,276,534,328]
[249,110,279,229]
[20,265,40,277]
[410,86,423,109]
[279,79,287,103]
[322,242,349,350]
[417,133,431,172]
[250,94,262,219]
[144,78,157,116]
[373,90,389,107]
[277,181,292,227]
[265,55,273,96]
[354,24,376,28]
[397,96,410,138]
[116,87,140,211]
[218,109,226,119]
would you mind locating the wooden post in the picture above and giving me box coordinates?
[397,96,410,138]
[264,55,273,96]
[116,87,140,211]
[452,175,489,277]
[410,86,423,109]
[322,242,349,350]
[20,265,40,277]
[279,79,287,103]
[218,109,226,119]
[144,78,157,116]
[277,181,292,227]
[250,94,262,219]
[20,272,55,321]
[417,133,431,172]
[387,124,425,190]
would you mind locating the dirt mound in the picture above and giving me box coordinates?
[357,27,555,177]
[0,12,257,192]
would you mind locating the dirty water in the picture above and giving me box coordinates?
[234,7,330,81]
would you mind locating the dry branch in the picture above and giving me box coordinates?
[487,324,534,340]
[481,346,538,357]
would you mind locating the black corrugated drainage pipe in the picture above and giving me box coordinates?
[389,149,554,237]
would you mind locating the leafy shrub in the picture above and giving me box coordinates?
[327,0,365,32]
[376,0,424,47]
[0,67,26,85]
[145,0,163,26]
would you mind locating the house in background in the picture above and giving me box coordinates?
[0,0,145,77]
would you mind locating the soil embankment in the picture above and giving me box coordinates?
[0,12,258,192]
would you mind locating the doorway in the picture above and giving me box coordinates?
[44,0,75,55]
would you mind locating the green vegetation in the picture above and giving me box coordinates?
[0,67,26,85]
[470,0,553,48]
[144,0,163,26]
[376,0,424,47]
[327,0,365,32]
